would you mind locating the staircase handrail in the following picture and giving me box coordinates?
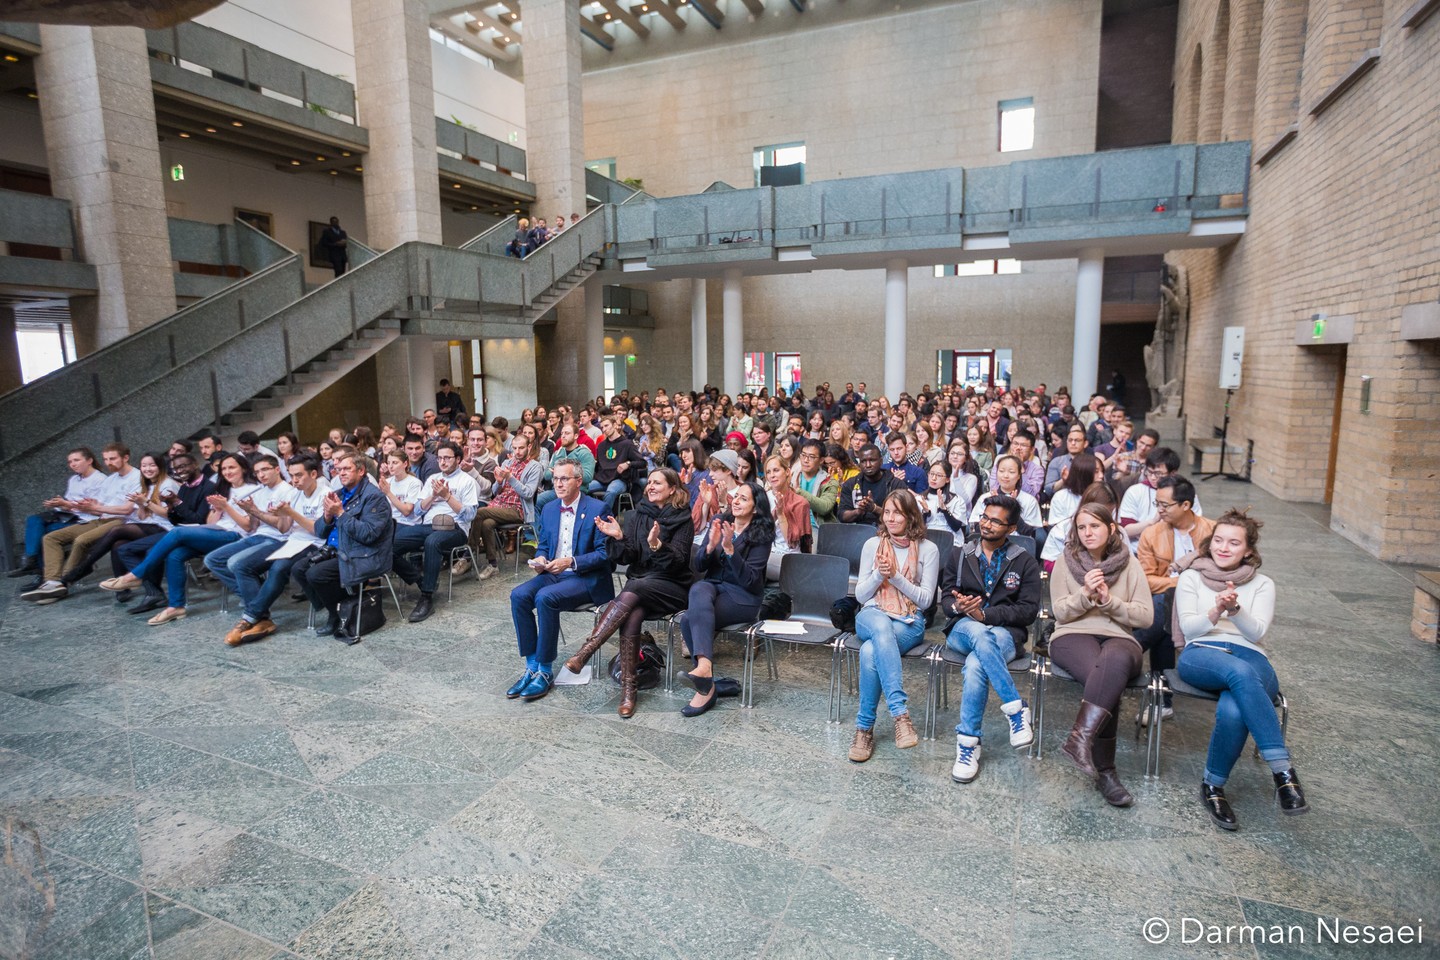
[459,216,519,254]
[0,218,300,460]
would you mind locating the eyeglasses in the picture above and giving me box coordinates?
[1154,499,1177,511]
[978,515,1012,528]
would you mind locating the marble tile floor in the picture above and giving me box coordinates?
[1,484,1436,960]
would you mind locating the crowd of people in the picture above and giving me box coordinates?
[6,377,1307,830]
[505,212,583,259]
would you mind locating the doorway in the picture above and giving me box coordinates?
[1323,348,1346,504]
[952,350,996,390]
[775,353,803,394]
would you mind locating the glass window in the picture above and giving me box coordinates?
[16,321,75,384]
[586,158,617,179]
[754,142,806,186]
[999,98,1035,152]
[934,259,1022,278]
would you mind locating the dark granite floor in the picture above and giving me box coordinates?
[1,485,1436,959]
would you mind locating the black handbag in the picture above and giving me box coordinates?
[337,588,386,644]
[758,588,792,621]
[830,596,861,632]
[607,632,666,689]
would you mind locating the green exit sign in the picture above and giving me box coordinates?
[1312,317,1325,339]
[170,164,185,182]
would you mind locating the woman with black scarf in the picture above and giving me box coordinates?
[563,467,694,717]
[1175,509,1306,830]
[1048,502,1154,807]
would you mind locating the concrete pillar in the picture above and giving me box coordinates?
[1071,248,1105,402]
[722,268,743,398]
[0,306,22,394]
[35,26,175,351]
[351,0,443,249]
[883,259,908,402]
[522,0,586,219]
[584,276,605,401]
[408,337,437,417]
[690,278,708,390]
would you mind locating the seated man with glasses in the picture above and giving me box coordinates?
[392,442,479,623]
[938,494,1042,784]
[1118,447,1201,554]
[505,458,615,701]
[1133,475,1214,721]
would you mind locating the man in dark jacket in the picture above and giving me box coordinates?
[590,415,646,516]
[294,450,394,641]
[938,494,1041,784]
[838,444,902,525]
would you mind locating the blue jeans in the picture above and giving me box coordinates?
[204,535,280,606]
[854,605,927,729]
[510,572,594,670]
[536,489,558,510]
[588,478,630,516]
[1178,641,1289,786]
[24,513,76,557]
[947,619,1019,739]
[130,526,242,608]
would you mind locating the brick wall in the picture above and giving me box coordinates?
[1170,0,1440,563]
[577,0,1103,397]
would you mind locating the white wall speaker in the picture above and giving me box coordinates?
[1219,326,1245,390]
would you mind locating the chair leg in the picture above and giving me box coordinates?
[741,626,757,708]
[1145,677,1163,780]
[1030,656,1048,759]
[384,576,404,617]
[665,616,678,693]
[827,637,844,724]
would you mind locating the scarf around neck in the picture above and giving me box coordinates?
[1169,553,1259,647]
[1062,540,1130,589]
[874,534,919,619]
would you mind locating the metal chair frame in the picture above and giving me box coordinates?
[739,553,850,711]
[1147,667,1290,780]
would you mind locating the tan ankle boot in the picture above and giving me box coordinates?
[893,713,919,749]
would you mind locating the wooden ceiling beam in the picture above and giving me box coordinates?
[596,0,649,38]
[646,0,685,28]
[687,0,723,29]
[738,0,764,14]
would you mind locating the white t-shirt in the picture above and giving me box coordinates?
[420,469,480,534]
[968,489,1043,529]
[126,477,180,528]
[250,481,297,540]
[286,484,329,546]
[65,470,110,521]
[386,474,424,526]
[100,467,143,507]
[215,483,261,534]
[1041,487,1081,563]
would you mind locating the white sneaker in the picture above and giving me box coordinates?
[477,563,499,581]
[451,557,471,578]
[1137,704,1175,726]
[1003,700,1034,749]
[952,734,982,783]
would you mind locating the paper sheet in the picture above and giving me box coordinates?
[761,619,806,635]
[554,664,592,686]
[264,540,312,561]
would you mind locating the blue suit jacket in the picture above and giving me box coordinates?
[536,495,616,605]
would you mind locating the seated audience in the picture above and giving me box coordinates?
[9,447,110,583]
[392,442,480,621]
[469,432,542,581]
[763,455,812,580]
[203,454,297,643]
[23,444,140,602]
[839,444,903,525]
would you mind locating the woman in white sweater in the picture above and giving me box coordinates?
[1174,509,1308,831]
[847,490,941,764]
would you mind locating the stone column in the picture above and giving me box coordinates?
[0,306,23,394]
[1070,248,1105,402]
[584,276,605,401]
[351,0,445,422]
[690,278,708,390]
[522,0,586,219]
[35,26,175,352]
[722,269,743,398]
[883,259,908,402]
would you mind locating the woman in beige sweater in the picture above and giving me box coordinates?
[1048,502,1154,807]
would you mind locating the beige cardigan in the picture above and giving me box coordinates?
[1050,550,1154,642]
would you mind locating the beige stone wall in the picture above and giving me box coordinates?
[1170,0,1440,563]
[580,0,1104,398]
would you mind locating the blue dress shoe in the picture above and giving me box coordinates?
[506,670,534,699]
[519,671,555,702]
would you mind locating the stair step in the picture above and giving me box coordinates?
[375,318,402,330]
[292,372,323,384]
[300,361,338,373]
[358,328,390,340]
[325,350,356,362]
[262,384,305,397]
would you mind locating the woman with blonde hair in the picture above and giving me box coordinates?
[847,490,941,763]
[763,455,813,580]
[827,417,852,453]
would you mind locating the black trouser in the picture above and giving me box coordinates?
[1049,632,1144,732]
[293,553,350,615]
[1132,591,1176,674]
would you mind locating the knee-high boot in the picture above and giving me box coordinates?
[1061,700,1111,778]
[617,634,640,718]
[564,595,636,674]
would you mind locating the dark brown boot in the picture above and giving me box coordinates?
[564,595,635,674]
[1093,736,1133,807]
[617,634,639,718]
[1061,700,1111,779]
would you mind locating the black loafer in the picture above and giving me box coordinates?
[1202,782,1238,831]
[408,594,434,623]
[1273,769,1310,816]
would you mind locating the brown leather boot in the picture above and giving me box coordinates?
[1061,700,1111,779]
[564,595,635,674]
[617,634,639,718]
[1093,736,1133,807]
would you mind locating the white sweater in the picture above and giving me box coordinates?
[1175,569,1276,655]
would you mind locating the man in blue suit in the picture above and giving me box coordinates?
[506,456,615,701]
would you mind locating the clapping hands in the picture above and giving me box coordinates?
[595,514,623,540]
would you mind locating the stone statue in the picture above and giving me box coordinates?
[1145,263,1189,417]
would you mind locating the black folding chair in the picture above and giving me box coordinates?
[741,553,849,710]
[815,522,876,596]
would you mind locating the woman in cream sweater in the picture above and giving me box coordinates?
[1048,502,1154,807]
[1175,509,1307,831]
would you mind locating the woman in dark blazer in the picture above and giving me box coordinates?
[564,467,693,717]
[679,481,774,717]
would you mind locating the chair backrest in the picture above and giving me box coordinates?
[925,528,954,557]
[816,522,876,577]
[1009,534,1037,559]
[778,553,850,622]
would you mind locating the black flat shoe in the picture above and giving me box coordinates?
[114,589,135,603]
[1202,783,1238,831]
[681,685,718,718]
[1273,769,1310,816]
[408,594,434,623]
[685,672,715,695]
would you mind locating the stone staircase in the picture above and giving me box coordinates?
[519,255,602,323]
